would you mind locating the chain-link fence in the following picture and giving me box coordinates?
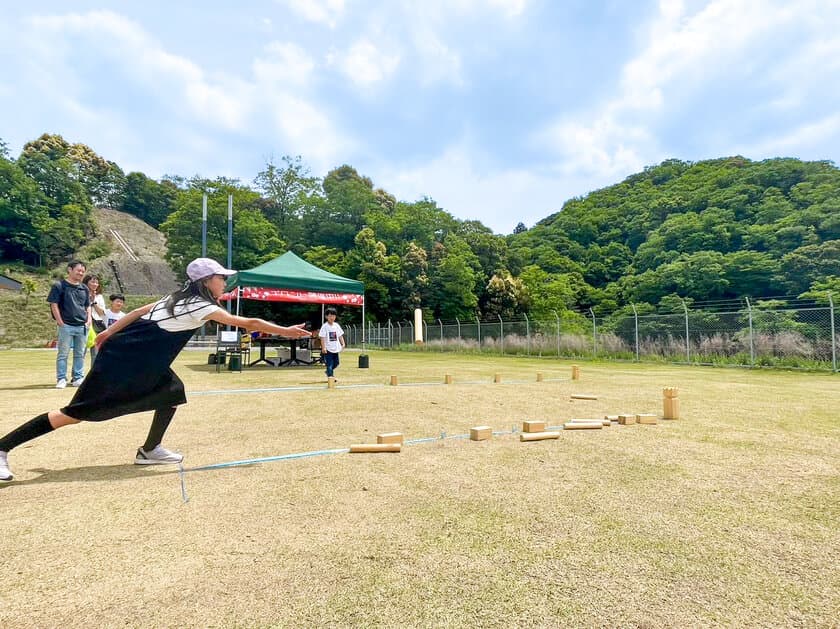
[343,298,839,372]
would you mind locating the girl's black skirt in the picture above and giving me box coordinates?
[62,318,196,422]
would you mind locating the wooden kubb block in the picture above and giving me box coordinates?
[327,377,337,389]
[349,443,401,453]
[563,421,602,430]
[520,431,560,442]
[522,420,546,433]
[389,375,399,386]
[570,418,610,427]
[663,386,679,419]
[469,426,492,441]
[536,372,544,382]
[493,373,502,383]
[637,414,658,425]
[618,414,636,425]
[377,432,404,444]
[571,365,580,380]
[444,374,453,385]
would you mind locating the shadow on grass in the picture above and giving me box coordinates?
[0,384,67,391]
[0,463,178,486]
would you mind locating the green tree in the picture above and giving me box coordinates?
[483,271,527,319]
[299,165,382,251]
[398,242,429,313]
[302,245,348,276]
[20,278,38,305]
[160,179,283,275]
[779,240,840,294]
[122,172,178,227]
[428,235,480,320]
[344,227,400,321]
[0,153,48,262]
[253,155,320,246]
[518,265,579,321]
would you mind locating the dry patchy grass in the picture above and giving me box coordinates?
[0,350,838,627]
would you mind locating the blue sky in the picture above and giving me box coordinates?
[2,0,839,234]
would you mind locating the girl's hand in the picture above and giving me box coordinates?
[95,330,111,350]
[284,324,311,339]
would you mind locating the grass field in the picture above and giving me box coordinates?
[1,349,838,628]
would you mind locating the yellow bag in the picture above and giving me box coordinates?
[86,325,97,349]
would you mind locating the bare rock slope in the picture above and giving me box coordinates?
[90,207,178,296]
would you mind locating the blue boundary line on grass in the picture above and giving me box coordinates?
[187,378,567,397]
[177,427,523,502]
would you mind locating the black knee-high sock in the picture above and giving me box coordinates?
[0,413,54,452]
[142,407,177,451]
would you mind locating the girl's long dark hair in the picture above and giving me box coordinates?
[164,279,220,317]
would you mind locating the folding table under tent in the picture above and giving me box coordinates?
[219,251,365,340]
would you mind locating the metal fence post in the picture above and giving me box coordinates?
[524,313,530,356]
[589,308,596,357]
[423,320,428,346]
[498,314,504,354]
[408,321,413,345]
[553,310,560,357]
[388,319,393,347]
[745,296,755,367]
[438,318,443,345]
[829,292,837,372]
[476,316,481,350]
[631,303,639,362]
[456,317,461,342]
[397,321,402,346]
[682,299,690,364]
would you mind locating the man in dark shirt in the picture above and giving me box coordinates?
[47,260,91,388]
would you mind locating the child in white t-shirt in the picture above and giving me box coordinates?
[318,307,345,379]
[104,293,127,328]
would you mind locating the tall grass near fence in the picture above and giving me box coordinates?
[347,299,839,372]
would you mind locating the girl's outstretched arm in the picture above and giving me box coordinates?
[206,309,310,338]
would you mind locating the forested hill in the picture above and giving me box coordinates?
[2,132,839,325]
[508,156,840,315]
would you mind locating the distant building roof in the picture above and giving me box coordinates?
[0,274,22,291]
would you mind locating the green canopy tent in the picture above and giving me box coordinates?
[220,251,366,337]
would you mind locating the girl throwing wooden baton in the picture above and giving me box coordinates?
[0,258,310,482]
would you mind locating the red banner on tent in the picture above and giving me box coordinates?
[220,287,364,306]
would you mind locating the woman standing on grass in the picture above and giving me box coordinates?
[0,258,311,482]
[83,273,107,368]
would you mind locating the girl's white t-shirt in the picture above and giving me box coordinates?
[91,293,106,322]
[319,321,344,353]
[141,297,220,332]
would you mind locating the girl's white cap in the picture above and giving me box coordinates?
[186,258,236,281]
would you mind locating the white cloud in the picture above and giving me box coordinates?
[267,93,356,171]
[409,29,464,87]
[486,0,528,18]
[334,39,401,85]
[253,41,315,85]
[408,0,528,19]
[27,11,252,131]
[377,143,581,233]
[279,0,345,28]
[740,113,840,158]
[10,9,355,174]
[531,0,820,179]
